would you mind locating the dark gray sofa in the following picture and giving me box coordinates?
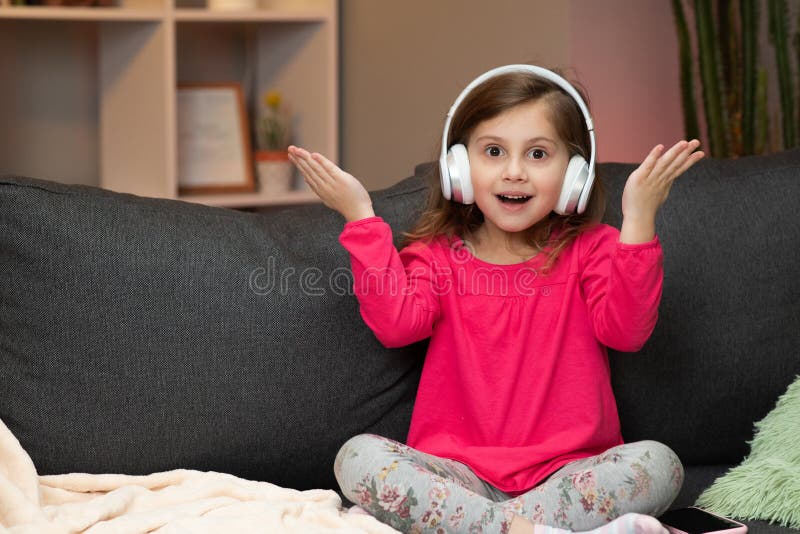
[1,148,799,533]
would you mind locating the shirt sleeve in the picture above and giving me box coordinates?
[338,216,441,348]
[579,225,664,352]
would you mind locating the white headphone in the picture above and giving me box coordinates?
[439,64,596,215]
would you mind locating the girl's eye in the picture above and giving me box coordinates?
[485,146,504,157]
[529,149,547,160]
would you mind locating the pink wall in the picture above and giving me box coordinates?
[569,0,685,163]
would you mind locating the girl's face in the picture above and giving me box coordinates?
[466,98,569,243]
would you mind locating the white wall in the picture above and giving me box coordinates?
[340,0,571,189]
[342,0,684,191]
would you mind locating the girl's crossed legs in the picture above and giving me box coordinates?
[334,434,684,534]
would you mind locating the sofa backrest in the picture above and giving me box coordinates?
[599,149,800,465]
[1,149,798,492]
[0,175,427,491]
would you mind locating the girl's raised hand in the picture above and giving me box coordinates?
[288,146,375,222]
[619,139,705,244]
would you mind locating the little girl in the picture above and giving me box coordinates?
[289,65,704,534]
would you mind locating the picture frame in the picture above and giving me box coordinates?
[177,82,255,195]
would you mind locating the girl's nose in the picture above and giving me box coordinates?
[503,156,527,181]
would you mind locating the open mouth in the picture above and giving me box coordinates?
[496,194,532,204]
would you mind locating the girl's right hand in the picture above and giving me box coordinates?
[288,146,375,222]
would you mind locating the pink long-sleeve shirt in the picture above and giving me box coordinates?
[339,216,663,494]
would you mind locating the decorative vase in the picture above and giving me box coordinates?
[255,150,293,195]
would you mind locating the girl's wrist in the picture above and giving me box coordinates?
[620,215,656,244]
[343,204,376,223]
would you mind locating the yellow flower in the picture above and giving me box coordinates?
[377,461,399,481]
[259,90,289,150]
[264,90,282,110]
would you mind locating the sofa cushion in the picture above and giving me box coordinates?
[673,465,793,534]
[695,375,800,528]
[0,174,428,491]
[599,149,800,466]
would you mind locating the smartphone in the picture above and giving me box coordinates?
[658,507,748,534]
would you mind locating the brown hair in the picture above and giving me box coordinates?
[402,68,605,274]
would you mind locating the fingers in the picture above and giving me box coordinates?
[661,139,702,179]
[290,159,321,196]
[643,139,704,184]
[289,146,342,179]
[312,152,344,177]
[650,140,687,179]
[635,144,665,177]
[673,146,705,177]
[288,145,338,193]
[288,145,318,178]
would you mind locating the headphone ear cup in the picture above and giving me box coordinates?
[555,155,590,215]
[445,144,474,204]
[439,148,452,200]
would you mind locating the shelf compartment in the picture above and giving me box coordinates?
[100,21,173,198]
[175,17,337,207]
[0,21,94,185]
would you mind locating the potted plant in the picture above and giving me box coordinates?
[671,0,799,157]
[254,90,294,195]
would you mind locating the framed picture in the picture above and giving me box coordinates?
[177,83,255,195]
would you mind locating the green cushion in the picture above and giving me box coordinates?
[696,375,800,528]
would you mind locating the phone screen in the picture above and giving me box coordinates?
[659,508,742,534]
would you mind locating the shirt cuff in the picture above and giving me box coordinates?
[343,216,384,230]
[616,234,660,251]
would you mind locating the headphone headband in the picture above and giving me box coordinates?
[439,64,596,203]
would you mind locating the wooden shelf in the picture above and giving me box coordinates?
[0,0,338,209]
[0,5,165,20]
[173,7,328,22]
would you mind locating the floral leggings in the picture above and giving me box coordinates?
[334,434,684,534]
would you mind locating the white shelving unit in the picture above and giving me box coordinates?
[0,0,336,208]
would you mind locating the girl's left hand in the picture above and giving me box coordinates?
[622,139,705,222]
[619,139,704,244]
[288,145,375,222]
